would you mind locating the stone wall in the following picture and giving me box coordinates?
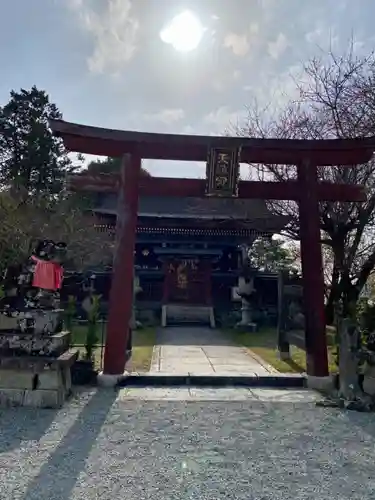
[0,349,78,408]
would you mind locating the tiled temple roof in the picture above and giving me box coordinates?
[93,194,290,232]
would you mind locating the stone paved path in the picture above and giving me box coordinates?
[150,326,275,375]
[1,387,375,499]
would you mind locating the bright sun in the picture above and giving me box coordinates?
[160,11,204,52]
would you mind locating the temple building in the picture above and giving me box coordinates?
[77,182,289,326]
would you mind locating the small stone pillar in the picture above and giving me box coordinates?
[338,318,362,400]
[277,272,290,360]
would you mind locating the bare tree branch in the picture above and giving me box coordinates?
[237,40,375,320]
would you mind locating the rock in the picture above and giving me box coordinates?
[363,376,375,396]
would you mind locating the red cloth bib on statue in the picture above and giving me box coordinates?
[31,256,63,290]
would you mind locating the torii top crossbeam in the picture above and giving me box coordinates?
[50,119,375,166]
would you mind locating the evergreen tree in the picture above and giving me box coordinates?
[249,237,297,273]
[0,86,77,195]
[86,156,151,177]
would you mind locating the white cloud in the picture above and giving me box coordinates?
[268,33,289,59]
[182,125,196,134]
[223,33,250,56]
[142,109,185,124]
[212,69,242,92]
[223,23,259,58]
[203,106,247,134]
[244,63,301,110]
[68,0,139,75]
[258,0,278,9]
[68,0,84,8]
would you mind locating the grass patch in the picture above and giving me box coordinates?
[70,323,156,373]
[127,328,157,372]
[224,327,337,374]
[70,323,106,346]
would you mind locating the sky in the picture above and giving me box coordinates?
[0,0,374,177]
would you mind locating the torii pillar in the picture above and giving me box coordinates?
[98,154,141,385]
[298,159,329,387]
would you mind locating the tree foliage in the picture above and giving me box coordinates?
[85,156,151,177]
[0,86,111,271]
[249,237,298,273]
[0,190,113,272]
[0,86,78,195]
[239,42,375,322]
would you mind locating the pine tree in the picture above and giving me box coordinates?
[86,156,151,177]
[0,86,77,195]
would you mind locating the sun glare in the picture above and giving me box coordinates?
[160,11,204,52]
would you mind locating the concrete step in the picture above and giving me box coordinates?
[162,304,215,328]
[117,373,306,388]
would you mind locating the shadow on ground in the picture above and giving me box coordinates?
[345,408,375,439]
[23,389,117,500]
[284,359,305,372]
[0,407,58,453]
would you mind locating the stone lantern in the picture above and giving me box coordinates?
[236,275,257,332]
[130,273,142,330]
[235,244,257,332]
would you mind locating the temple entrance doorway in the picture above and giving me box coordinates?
[165,259,211,306]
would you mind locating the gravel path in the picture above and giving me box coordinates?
[0,388,375,499]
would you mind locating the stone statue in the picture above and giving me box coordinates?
[317,306,375,412]
[81,273,97,317]
[0,240,80,408]
[0,239,67,355]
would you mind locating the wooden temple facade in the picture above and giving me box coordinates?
[90,191,288,312]
[50,118,373,385]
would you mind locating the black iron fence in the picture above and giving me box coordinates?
[69,317,107,370]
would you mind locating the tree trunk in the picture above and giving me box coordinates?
[325,290,336,325]
[326,269,361,325]
[325,258,341,325]
[341,277,360,318]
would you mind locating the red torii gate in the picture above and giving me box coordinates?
[50,119,374,388]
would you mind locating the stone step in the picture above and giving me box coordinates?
[0,330,71,357]
[162,304,215,328]
[117,373,306,388]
